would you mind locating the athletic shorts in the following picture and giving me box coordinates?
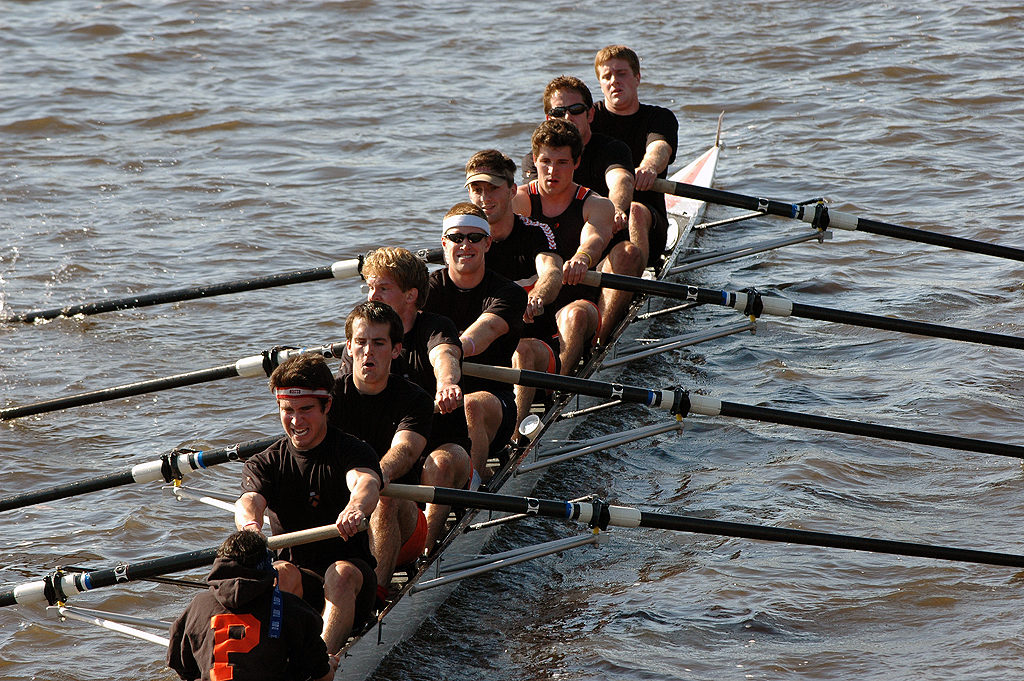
[426,408,473,455]
[645,204,669,267]
[489,389,517,457]
[298,557,376,629]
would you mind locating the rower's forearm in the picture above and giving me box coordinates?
[641,141,672,174]
[380,444,418,482]
[430,345,462,385]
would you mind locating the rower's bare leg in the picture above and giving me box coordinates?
[463,391,503,481]
[321,560,365,654]
[421,443,471,549]
[512,339,549,429]
[556,301,600,374]
[597,241,644,345]
[369,497,417,587]
[274,560,302,596]
[628,202,654,267]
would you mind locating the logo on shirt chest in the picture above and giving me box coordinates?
[308,491,320,508]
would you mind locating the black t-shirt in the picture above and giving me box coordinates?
[521,132,633,199]
[424,268,526,395]
[591,101,678,218]
[486,214,559,288]
[241,427,381,575]
[330,373,433,484]
[340,311,471,450]
[486,214,561,344]
[341,310,460,397]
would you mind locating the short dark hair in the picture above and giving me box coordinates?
[465,149,516,187]
[268,353,334,408]
[344,300,404,346]
[530,118,583,162]
[543,75,594,113]
[217,530,271,570]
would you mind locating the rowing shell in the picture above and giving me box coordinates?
[336,129,723,679]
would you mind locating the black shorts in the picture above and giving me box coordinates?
[298,557,376,629]
[645,204,669,267]
[426,408,472,455]
[489,389,517,457]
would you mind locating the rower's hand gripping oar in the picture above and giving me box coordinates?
[463,363,1024,460]
[385,484,1024,570]
[0,520,369,608]
[0,436,280,513]
[581,271,1024,350]
[652,178,1024,263]
[5,247,444,324]
[1,343,345,422]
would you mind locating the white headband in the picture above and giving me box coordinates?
[275,387,331,399]
[442,213,490,236]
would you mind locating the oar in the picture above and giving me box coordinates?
[5,248,443,324]
[652,178,1024,263]
[0,343,343,421]
[0,522,361,608]
[581,271,1024,350]
[462,363,1024,460]
[0,436,278,513]
[385,484,1024,569]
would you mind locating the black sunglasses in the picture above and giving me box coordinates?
[547,102,589,118]
[444,232,488,244]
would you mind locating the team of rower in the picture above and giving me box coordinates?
[167,44,680,681]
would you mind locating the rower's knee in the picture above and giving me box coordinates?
[513,339,547,372]
[423,446,471,487]
[274,561,302,597]
[325,560,364,601]
[630,201,652,231]
[609,241,644,275]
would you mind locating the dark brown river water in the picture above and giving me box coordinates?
[3,2,1024,679]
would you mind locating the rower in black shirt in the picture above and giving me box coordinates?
[346,246,472,549]
[423,202,527,486]
[464,148,564,432]
[330,301,433,604]
[592,45,680,268]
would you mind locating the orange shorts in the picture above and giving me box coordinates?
[396,508,428,566]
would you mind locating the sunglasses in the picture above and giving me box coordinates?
[547,102,589,118]
[444,232,488,244]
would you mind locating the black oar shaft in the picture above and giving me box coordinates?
[1,364,239,421]
[9,266,337,323]
[652,178,1024,263]
[0,523,358,607]
[638,511,1024,568]
[790,301,1024,349]
[0,436,277,513]
[7,248,444,324]
[1,343,343,422]
[713,400,1024,459]
[463,364,1024,460]
[583,271,1024,350]
[386,485,1024,569]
